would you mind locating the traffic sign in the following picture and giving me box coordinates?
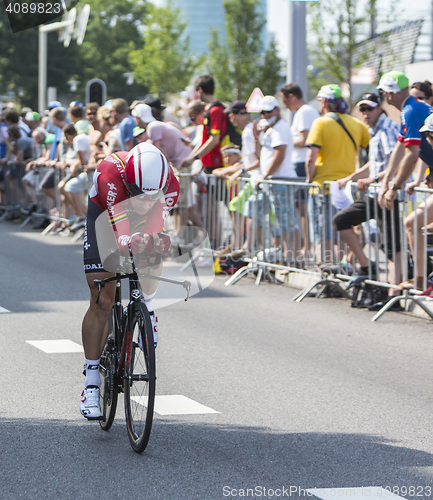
[86,79,107,106]
[61,7,76,47]
[75,4,90,45]
[246,87,264,113]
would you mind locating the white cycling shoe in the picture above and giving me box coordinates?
[137,313,158,350]
[80,386,101,420]
[150,312,158,348]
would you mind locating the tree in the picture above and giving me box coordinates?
[130,4,204,100]
[307,0,365,103]
[0,0,149,109]
[207,0,283,102]
[307,0,401,103]
[75,0,149,103]
[0,8,82,110]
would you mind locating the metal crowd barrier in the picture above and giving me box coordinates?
[0,158,93,243]
[183,172,433,322]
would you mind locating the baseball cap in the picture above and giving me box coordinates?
[357,93,381,108]
[144,97,166,110]
[420,113,433,133]
[317,84,342,100]
[131,103,155,124]
[47,100,61,110]
[130,100,144,111]
[133,126,146,138]
[69,100,84,108]
[25,111,36,121]
[377,71,409,93]
[260,96,279,112]
[227,101,247,114]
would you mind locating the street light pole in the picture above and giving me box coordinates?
[38,20,74,113]
[38,28,47,114]
[287,1,307,95]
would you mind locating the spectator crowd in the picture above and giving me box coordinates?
[2,70,433,312]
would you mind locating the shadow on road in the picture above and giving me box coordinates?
[1,417,432,499]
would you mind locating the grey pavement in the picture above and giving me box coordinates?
[1,222,433,499]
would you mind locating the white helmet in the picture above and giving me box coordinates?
[124,142,170,197]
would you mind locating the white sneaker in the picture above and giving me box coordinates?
[80,386,101,420]
[150,312,158,348]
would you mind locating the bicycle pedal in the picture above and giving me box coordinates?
[84,415,104,421]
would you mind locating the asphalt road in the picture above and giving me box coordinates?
[1,221,433,500]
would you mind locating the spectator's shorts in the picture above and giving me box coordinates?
[39,168,55,190]
[22,169,39,188]
[333,197,401,259]
[64,172,91,193]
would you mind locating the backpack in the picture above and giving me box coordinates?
[214,255,247,275]
[350,281,388,309]
[203,101,241,147]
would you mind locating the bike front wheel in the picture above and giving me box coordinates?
[124,302,156,453]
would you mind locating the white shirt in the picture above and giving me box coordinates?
[291,104,320,164]
[260,119,295,179]
[73,133,91,164]
[241,123,260,179]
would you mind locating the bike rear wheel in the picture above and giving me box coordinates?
[99,313,119,431]
[124,302,156,453]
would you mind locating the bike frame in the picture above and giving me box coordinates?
[94,255,191,393]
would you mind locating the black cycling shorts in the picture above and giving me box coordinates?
[83,199,112,274]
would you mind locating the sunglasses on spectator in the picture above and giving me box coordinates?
[87,111,97,115]
[359,106,375,112]
[235,111,248,115]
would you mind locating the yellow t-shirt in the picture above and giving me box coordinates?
[306,114,370,187]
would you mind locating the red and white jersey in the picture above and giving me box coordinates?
[89,151,179,252]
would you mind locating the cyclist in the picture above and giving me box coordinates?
[80,142,179,419]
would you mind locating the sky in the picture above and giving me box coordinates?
[268,0,433,62]
[151,0,433,65]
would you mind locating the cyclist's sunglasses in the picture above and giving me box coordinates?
[127,182,169,201]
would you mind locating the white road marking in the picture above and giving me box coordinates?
[0,306,10,313]
[26,339,84,353]
[131,394,219,415]
[307,487,406,499]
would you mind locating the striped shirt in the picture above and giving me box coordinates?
[368,112,399,180]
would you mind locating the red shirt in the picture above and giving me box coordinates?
[89,151,179,252]
[201,102,227,169]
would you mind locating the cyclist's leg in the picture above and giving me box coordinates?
[81,199,116,419]
[139,260,163,346]
[82,271,116,361]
